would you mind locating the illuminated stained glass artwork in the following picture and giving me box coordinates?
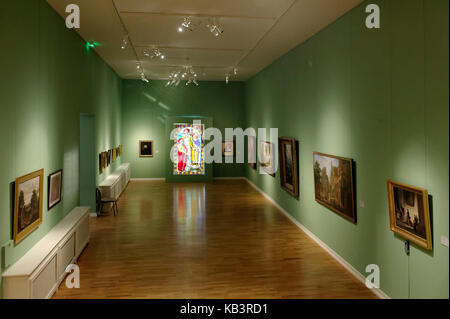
[173,123,205,175]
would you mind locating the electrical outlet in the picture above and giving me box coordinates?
[359,200,365,208]
[441,235,449,248]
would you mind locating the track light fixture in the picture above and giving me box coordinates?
[121,35,129,50]
[225,67,238,84]
[177,16,224,38]
[143,47,166,60]
[166,66,198,87]
[177,17,196,32]
[206,18,224,38]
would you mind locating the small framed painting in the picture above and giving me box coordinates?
[119,144,122,156]
[387,180,432,250]
[248,136,257,170]
[107,149,112,166]
[313,152,356,223]
[14,169,44,245]
[48,169,63,210]
[279,137,299,198]
[102,152,107,171]
[222,141,234,157]
[112,148,116,162]
[139,140,153,157]
[259,141,276,177]
[99,153,103,174]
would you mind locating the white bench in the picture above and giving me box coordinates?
[98,163,130,202]
[2,206,90,299]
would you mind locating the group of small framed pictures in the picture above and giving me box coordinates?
[248,137,433,251]
[12,168,63,245]
[99,145,122,174]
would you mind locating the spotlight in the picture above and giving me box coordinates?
[206,18,224,38]
[178,17,194,32]
[233,67,238,75]
[225,75,229,84]
[121,35,129,50]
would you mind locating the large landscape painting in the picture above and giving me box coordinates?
[313,152,355,223]
[14,169,44,244]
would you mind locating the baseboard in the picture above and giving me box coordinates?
[244,177,390,299]
[130,178,165,181]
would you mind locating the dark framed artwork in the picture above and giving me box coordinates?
[48,169,63,210]
[222,141,234,157]
[313,152,356,223]
[278,137,299,198]
[102,152,107,171]
[259,141,276,177]
[387,180,432,250]
[139,140,153,157]
[14,169,44,245]
[248,136,257,170]
[107,149,112,166]
[98,153,103,174]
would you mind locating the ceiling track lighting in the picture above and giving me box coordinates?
[120,34,129,50]
[166,66,198,87]
[205,18,224,38]
[225,67,238,84]
[177,17,196,33]
[143,47,166,60]
[177,16,224,38]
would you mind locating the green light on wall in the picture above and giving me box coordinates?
[85,41,100,51]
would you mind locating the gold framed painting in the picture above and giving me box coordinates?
[14,169,44,245]
[313,152,356,223]
[387,180,432,250]
[139,140,153,157]
[112,148,116,162]
[279,137,299,198]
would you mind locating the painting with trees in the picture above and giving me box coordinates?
[313,152,355,223]
[14,169,44,245]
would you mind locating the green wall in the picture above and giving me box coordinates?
[0,0,122,297]
[244,0,449,298]
[121,80,245,179]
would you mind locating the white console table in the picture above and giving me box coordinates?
[2,206,90,299]
[98,163,130,201]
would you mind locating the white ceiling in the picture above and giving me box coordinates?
[46,0,363,81]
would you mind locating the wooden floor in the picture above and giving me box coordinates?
[53,180,376,299]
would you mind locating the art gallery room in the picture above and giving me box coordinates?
[0,0,448,306]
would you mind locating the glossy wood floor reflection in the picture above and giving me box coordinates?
[53,180,377,299]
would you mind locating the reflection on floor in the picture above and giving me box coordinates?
[53,180,377,299]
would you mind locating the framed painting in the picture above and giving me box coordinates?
[107,149,112,166]
[248,136,257,170]
[112,148,116,162]
[387,180,432,250]
[102,152,107,171]
[279,137,299,198]
[119,144,122,156]
[313,152,356,223]
[139,140,153,157]
[98,153,103,174]
[48,169,63,210]
[259,141,276,177]
[14,169,44,245]
[222,141,234,157]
